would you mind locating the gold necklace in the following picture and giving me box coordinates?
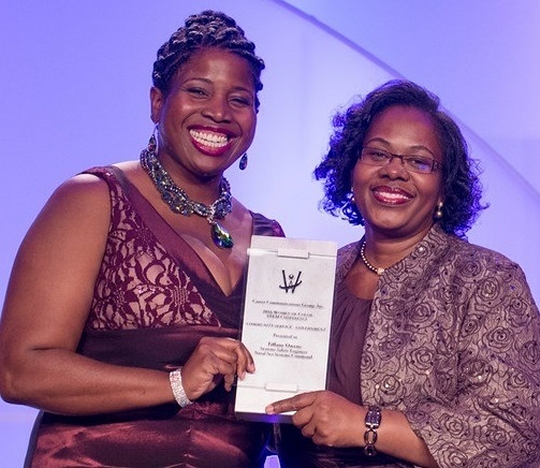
[360,240,385,276]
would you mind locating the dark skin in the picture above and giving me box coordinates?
[266,106,443,467]
[0,48,261,416]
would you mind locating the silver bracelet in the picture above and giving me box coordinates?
[364,405,382,456]
[169,367,193,408]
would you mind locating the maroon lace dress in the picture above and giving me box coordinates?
[24,166,285,468]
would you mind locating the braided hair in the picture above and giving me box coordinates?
[152,10,265,110]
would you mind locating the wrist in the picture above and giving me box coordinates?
[364,405,382,456]
[169,367,193,408]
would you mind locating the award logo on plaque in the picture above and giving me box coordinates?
[235,236,337,423]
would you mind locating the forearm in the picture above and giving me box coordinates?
[1,348,174,416]
[337,404,438,467]
[266,391,439,467]
[374,408,438,467]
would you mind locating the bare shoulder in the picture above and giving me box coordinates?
[49,172,111,205]
[1,171,120,348]
[43,161,138,221]
[25,172,114,249]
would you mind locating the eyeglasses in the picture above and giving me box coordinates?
[359,147,442,174]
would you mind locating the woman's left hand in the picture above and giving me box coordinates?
[266,390,364,447]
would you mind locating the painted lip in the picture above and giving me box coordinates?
[189,126,236,156]
[372,185,414,205]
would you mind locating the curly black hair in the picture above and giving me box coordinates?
[152,10,265,110]
[314,79,487,237]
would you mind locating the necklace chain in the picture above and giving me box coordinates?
[360,240,385,276]
[140,147,234,248]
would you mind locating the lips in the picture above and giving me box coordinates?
[189,128,232,156]
[372,186,413,205]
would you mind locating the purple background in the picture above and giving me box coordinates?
[2,1,539,465]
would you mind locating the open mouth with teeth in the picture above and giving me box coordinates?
[373,187,413,205]
[190,129,231,155]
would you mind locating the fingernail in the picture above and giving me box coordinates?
[264,404,274,414]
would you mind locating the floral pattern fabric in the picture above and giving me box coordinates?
[87,167,217,329]
[337,224,540,467]
[84,166,284,330]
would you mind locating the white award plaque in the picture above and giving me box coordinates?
[235,236,337,423]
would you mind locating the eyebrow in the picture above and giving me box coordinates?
[181,77,254,94]
[364,138,438,158]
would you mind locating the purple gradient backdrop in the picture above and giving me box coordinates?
[1,1,538,465]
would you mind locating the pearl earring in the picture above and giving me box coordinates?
[435,201,443,219]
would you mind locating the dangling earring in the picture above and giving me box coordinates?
[434,201,443,219]
[239,153,248,170]
[343,192,356,217]
[148,124,159,154]
[347,189,356,213]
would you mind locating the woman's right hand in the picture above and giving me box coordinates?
[180,337,255,400]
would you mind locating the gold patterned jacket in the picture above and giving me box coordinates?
[337,224,540,468]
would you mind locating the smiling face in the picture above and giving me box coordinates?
[150,47,257,182]
[352,105,444,240]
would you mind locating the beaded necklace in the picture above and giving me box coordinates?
[140,147,234,249]
[360,240,385,276]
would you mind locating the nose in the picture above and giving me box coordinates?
[380,155,409,178]
[202,94,231,122]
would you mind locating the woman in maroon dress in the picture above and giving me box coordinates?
[0,11,283,467]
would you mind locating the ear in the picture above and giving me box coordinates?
[150,87,164,124]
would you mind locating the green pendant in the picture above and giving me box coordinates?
[211,222,234,249]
